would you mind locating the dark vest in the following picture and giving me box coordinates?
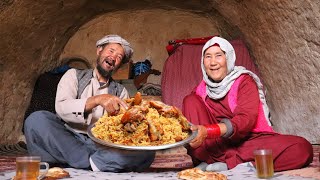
[76,69,125,98]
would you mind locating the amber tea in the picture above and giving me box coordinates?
[15,156,49,180]
[254,149,274,179]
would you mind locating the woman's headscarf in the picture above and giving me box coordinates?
[201,37,271,126]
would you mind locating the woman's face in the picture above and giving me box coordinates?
[203,45,228,82]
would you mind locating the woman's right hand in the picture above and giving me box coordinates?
[189,125,207,149]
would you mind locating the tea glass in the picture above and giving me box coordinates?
[254,149,274,179]
[15,156,49,180]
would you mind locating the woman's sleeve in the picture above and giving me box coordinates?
[228,75,260,141]
[182,92,215,125]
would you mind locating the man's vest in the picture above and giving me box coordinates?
[76,69,125,99]
[195,75,274,133]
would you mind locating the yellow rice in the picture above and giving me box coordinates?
[91,107,189,146]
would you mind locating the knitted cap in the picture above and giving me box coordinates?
[96,34,133,63]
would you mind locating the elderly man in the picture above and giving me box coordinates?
[24,35,155,172]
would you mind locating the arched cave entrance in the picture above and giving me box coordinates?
[0,1,319,144]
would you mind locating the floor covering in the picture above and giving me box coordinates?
[0,142,319,180]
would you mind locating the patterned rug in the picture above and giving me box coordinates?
[0,142,319,180]
[0,142,28,172]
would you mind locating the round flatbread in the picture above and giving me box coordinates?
[178,168,227,180]
[44,167,70,179]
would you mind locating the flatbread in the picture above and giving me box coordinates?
[178,168,227,180]
[44,167,70,179]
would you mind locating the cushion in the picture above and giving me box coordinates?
[149,146,193,170]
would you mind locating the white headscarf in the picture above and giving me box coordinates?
[201,37,271,126]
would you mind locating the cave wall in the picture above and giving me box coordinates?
[60,10,225,85]
[209,0,320,143]
[0,0,96,143]
[0,0,319,144]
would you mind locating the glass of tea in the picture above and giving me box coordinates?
[254,149,274,179]
[15,156,49,180]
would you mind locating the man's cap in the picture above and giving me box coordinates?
[96,34,133,63]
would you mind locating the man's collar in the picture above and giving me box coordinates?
[93,68,110,85]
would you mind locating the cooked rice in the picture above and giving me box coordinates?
[91,107,189,146]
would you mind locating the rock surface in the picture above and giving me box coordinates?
[0,0,319,144]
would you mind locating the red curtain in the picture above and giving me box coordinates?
[166,36,216,55]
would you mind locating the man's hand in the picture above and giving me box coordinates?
[189,125,207,149]
[85,94,128,115]
[97,94,128,113]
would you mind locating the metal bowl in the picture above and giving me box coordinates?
[87,123,197,150]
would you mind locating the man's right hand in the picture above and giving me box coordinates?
[85,94,128,115]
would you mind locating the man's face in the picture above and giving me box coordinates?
[203,46,228,82]
[96,43,125,78]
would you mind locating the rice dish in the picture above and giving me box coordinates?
[91,106,190,146]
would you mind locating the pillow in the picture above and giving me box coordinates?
[149,146,194,170]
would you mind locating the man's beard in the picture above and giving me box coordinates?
[96,56,113,79]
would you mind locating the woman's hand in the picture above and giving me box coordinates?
[189,125,207,149]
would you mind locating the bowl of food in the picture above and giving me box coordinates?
[88,93,197,150]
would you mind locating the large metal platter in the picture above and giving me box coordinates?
[87,123,197,150]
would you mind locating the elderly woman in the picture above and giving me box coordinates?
[183,37,313,172]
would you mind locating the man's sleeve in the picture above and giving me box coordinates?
[55,69,88,124]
